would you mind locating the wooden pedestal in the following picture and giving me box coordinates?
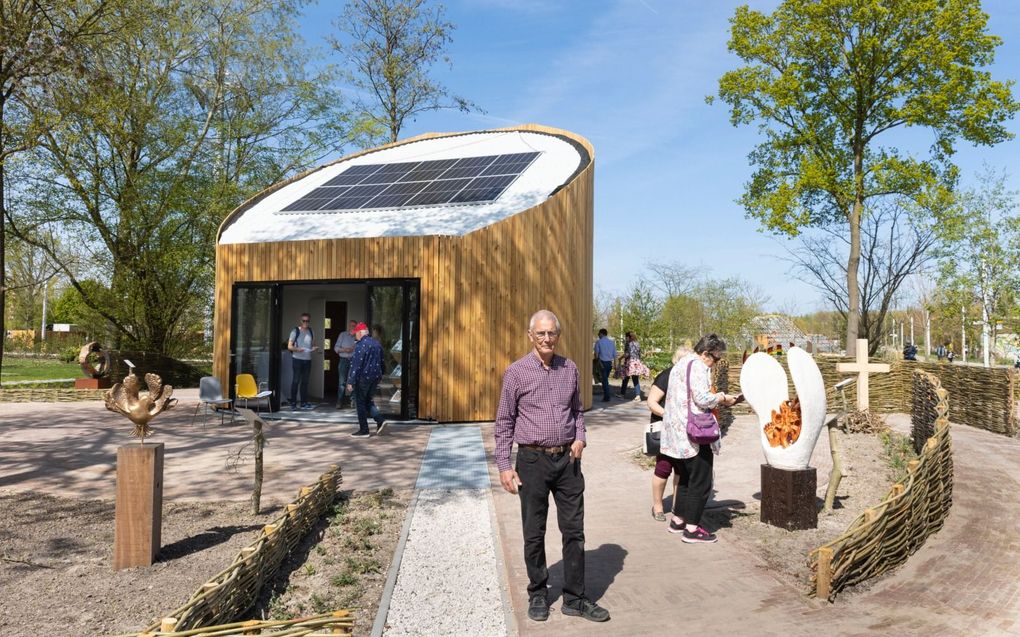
[75,377,111,389]
[760,464,817,530]
[114,443,164,570]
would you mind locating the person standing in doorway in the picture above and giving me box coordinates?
[334,320,358,408]
[346,322,386,437]
[495,309,610,624]
[593,328,617,402]
[288,313,320,410]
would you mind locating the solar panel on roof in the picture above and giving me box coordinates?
[279,151,540,213]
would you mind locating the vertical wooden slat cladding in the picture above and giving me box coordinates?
[214,124,594,422]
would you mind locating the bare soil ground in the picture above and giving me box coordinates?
[0,488,410,637]
[633,428,912,592]
[710,430,912,590]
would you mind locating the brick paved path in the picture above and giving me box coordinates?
[0,390,430,504]
[487,399,1020,637]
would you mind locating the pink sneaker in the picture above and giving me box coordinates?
[681,526,718,543]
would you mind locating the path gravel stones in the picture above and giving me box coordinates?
[379,426,508,636]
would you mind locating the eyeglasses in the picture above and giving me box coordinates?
[301,319,310,323]
[532,330,560,340]
[708,351,722,361]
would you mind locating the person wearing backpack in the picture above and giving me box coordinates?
[287,312,320,410]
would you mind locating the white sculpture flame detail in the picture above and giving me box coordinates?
[740,346,827,470]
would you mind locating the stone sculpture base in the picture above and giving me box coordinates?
[760,464,817,530]
[114,443,164,570]
[75,377,111,389]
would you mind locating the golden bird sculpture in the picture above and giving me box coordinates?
[105,368,177,443]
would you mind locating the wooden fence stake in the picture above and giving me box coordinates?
[816,547,833,600]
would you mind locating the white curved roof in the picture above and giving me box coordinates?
[219,130,585,244]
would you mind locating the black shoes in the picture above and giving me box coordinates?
[561,597,610,622]
[376,420,388,435]
[350,430,370,437]
[527,595,549,622]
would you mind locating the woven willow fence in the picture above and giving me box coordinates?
[121,464,344,635]
[716,355,1016,436]
[129,611,352,636]
[808,370,953,601]
[0,387,106,402]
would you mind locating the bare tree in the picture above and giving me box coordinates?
[329,0,477,143]
[646,260,700,298]
[785,200,939,354]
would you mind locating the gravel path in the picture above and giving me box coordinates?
[382,490,506,636]
[379,426,508,636]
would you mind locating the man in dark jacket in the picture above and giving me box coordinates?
[346,322,386,437]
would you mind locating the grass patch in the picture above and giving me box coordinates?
[254,488,409,627]
[1,358,81,382]
[879,429,918,484]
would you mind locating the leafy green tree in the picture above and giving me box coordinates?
[692,277,765,346]
[935,168,1020,361]
[329,0,476,143]
[620,280,662,344]
[714,0,1017,351]
[8,0,360,356]
[0,0,116,378]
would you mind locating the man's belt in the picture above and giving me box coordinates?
[519,443,569,455]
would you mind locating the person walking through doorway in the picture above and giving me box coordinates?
[346,322,386,437]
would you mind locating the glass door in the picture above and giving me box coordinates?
[230,284,281,411]
[367,280,420,419]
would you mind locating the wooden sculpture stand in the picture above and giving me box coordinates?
[760,464,817,530]
[114,443,164,570]
[75,377,111,389]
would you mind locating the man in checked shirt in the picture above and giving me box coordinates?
[494,310,610,623]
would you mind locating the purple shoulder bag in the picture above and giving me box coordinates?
[686,360,721,445]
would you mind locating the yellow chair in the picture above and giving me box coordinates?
[236,373,273,414]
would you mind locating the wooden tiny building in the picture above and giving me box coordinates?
[213,124,593,422]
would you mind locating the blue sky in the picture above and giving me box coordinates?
[297,0,1020,314]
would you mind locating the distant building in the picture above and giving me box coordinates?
[742,314,840,354]
[213,124,594,422]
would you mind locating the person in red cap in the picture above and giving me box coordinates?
[346,322,386,436]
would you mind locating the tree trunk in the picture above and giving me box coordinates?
[845,150,864,352]
[0,111,6,385]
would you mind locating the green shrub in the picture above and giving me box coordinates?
[60,346,80,364]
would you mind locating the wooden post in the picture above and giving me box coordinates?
[823,417,843,513]
[761,464,818,530]
[816,547,833,600]
[114,443,164,570]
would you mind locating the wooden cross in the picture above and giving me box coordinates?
[836,339,890,411]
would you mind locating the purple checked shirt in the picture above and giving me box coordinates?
[494,352,587,473]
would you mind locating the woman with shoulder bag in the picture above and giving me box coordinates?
[645,345,691,521]
[659,334,740,543]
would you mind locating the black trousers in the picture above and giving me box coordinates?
[671,443,714,526]
[516,447,585,604]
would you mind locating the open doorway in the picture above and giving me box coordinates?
[229,279,419,419]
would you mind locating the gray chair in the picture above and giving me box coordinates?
[191,376,236,426]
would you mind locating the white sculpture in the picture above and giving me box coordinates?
[740,346,826,470]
